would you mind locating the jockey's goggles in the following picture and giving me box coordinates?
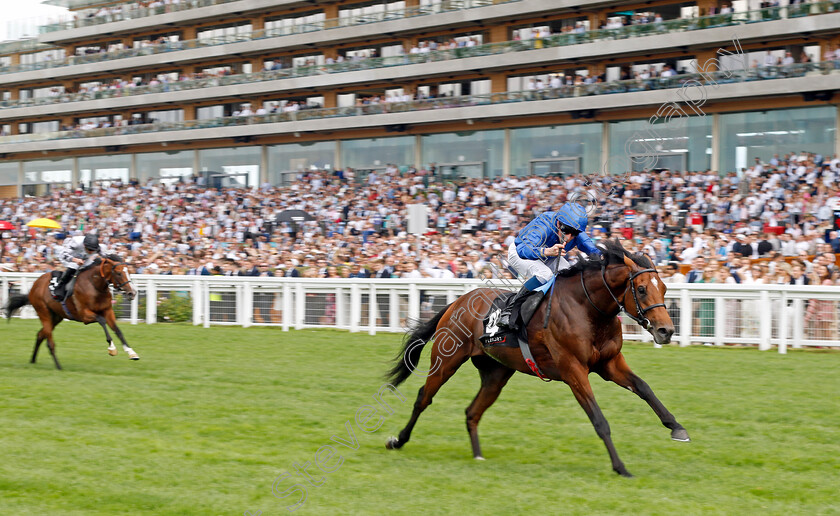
[558,223,580,237]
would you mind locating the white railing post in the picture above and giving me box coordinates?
[130,285,139,325]
[792,298,803,348]
[0,276,7,308]
[369,283,377,336]
[779,291,788,354]
[759,290,771,351]
[350,283,360,333]
[282,282,291,332]
[336,286,345,329]
[242,282,253,328]
[146,279,157,325]
[408,283,420,324]
[714,297,726,347]
[203,280,211,328]
[679,288,691,347]
[389,288,399,332]
[295,282,305,330]
[192,279,201,326]
[446,289,457,304]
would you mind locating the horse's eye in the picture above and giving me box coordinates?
[638,286,646,295]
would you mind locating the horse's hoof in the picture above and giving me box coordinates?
[385,437,399,450]
[128,353,140,360]
[617,470,634,478]
[474,456,485,461]
[108,349,118,356]
[671,428,691,442]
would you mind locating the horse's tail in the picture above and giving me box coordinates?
[386,302,452,387]
[4,294,30,322]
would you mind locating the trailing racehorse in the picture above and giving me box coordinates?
[4,256,139,370]
[385,239,688,477]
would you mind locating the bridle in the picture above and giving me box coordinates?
[580,261,666,330]
[100,259,132,291]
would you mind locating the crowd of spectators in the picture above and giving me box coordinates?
[1,152,839,287]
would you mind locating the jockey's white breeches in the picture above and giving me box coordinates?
[507,241,570,284]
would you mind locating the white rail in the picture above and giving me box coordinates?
[2,274,839,353]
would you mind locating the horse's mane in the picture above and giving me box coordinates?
[93,254,124,265]
[556,238,654,278]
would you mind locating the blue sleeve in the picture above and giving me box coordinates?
[515,214,558,260]
[566,233,601,256]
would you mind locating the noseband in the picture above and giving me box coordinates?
[581,264,666,330]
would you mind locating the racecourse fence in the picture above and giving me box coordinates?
[2,274,839,353]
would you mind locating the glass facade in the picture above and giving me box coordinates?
[79,154,131,186]
[340,136,414,170]
[510,123,602,177]
[267,141,335,185]
[199,146,260,188]
[719,107,836,174]
[23,158,72,184]
[421,130,504,178]
[137,150,194,183]
[609,115,712,173]
[0,161,17,185]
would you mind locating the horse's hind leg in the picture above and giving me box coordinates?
[465,356,514,460]
[31,329,46,364]
[598,353,690,442]
[41,318,62,370]
[386,346,469,451]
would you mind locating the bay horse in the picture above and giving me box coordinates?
[4,256,139,370]
[385,239,689,477]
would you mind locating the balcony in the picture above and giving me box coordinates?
[0,62,835,154]
[4,1,834,84]
[2,5,838,117]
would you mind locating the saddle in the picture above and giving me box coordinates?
[479,291,544,347]
[49,266,87,301]
[480,277,557,381]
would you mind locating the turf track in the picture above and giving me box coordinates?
[0,320,838,515]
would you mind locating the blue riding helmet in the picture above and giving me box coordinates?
[552,202,588,234]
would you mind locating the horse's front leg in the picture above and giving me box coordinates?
[104,309,139,360]
[598,352,689,442]
[563,361,631,477]
[94,314,118,356]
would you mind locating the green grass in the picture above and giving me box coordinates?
[0,320,838,515]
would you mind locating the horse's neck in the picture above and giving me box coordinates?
[574,267,627,316]
[81,267,107,291]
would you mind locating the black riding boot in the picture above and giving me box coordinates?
[497,284,532,332]
[52,268,75,300]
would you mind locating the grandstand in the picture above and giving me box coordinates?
[0,0,837,196]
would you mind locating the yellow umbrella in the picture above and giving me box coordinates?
[26,218,62,230]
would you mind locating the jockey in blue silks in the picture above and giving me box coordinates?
[497,202,602,332]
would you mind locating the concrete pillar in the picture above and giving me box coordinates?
[491,73,507,93]
[712,112,721,174]
[502,128,510,177]
[489,25,508,43]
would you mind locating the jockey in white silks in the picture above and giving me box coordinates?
[497,202,602,332]
[50,233,102,299]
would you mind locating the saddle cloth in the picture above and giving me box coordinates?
[480,276,556,347]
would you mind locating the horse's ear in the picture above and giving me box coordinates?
[623,254,638,271]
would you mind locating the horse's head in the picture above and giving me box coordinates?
[100,257,136,301]
[620,254,674,345]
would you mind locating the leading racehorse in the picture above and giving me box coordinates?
[385,239,688,477]
[4,256,139,370]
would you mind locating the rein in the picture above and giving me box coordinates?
[580,263,666,330]
[99,260,131,290]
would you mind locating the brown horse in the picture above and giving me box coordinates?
[385,239,688,477]
[4,257,139,370]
